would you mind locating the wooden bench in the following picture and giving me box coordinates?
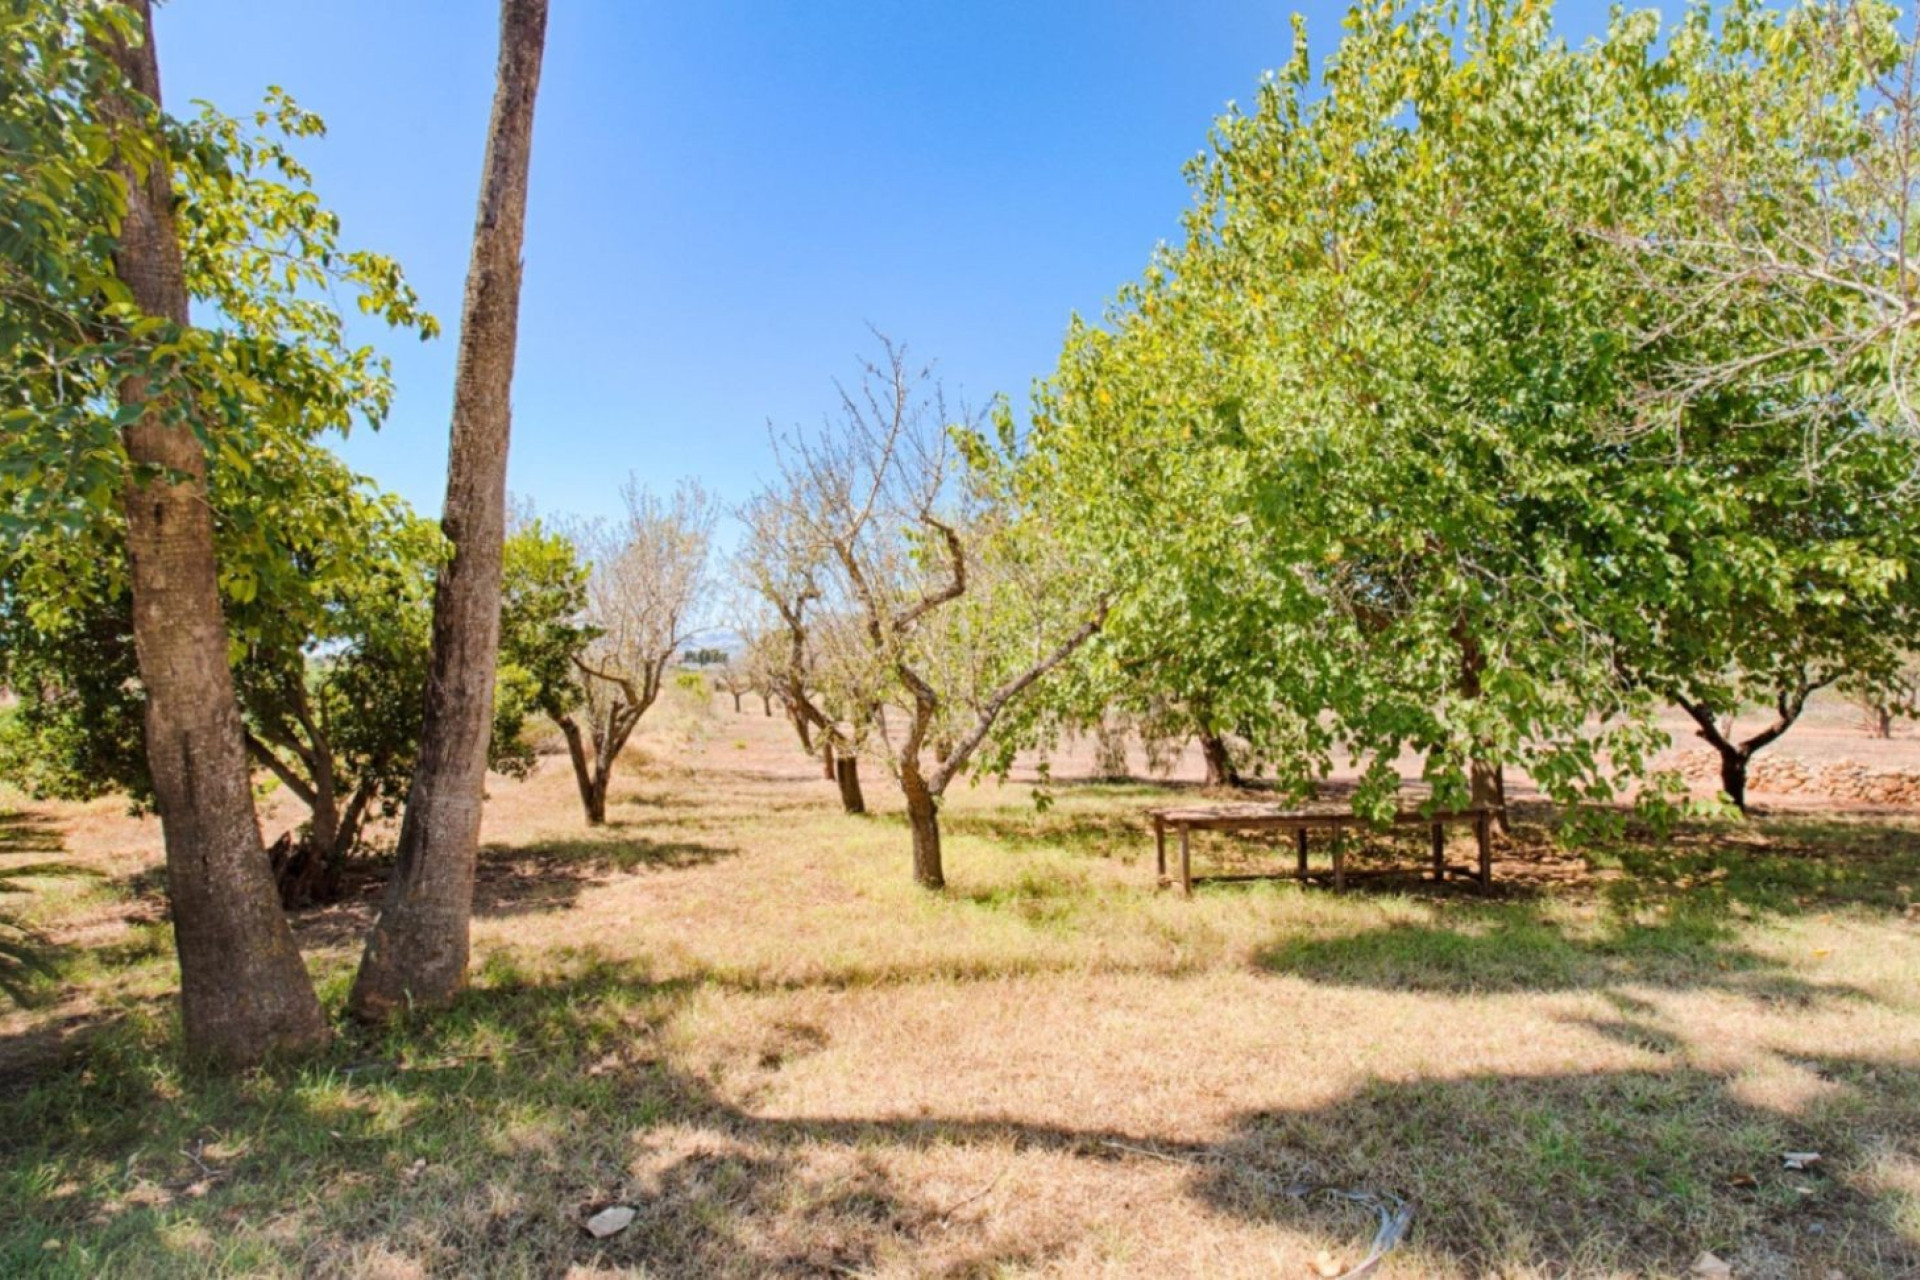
[1147,802,1497,896]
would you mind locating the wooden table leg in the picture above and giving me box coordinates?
[1179,825,1192,898]
[1431,822,1445,882]
[1476,811,1492,892]
[1154,817,1166,882]
[1296,827,1309,881]
[1333,830,1346,892]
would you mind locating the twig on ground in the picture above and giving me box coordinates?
[1098,1139,1205,1165]
[934,1166,1007,1221]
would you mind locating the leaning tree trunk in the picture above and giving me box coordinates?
[821,737,836,781]
[901,766,943,889]
[834,755,865,815]
[351,0,547,1020]
[100,1,328,1063]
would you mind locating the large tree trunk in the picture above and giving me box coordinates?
[101,1,327,1063]
[821,737,836,781]
[1470,760,1510,834]
[902,767,943,889]
[835,754,865,815]
[351,0,547,1020]
[1199,731,1240,788]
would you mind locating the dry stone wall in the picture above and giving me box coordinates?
[1664,748,1920,805]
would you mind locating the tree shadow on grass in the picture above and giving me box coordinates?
[1238,810,1920,1000]
[3,954,1915,1277]
[470,832,736,921]
[1195,1054,1920,1277]
[0,812,63,858]
[286,831,738,948]
[1252,903,1856,999]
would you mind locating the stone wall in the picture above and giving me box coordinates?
[1663,748,1920,805]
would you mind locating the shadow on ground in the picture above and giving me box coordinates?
[0,812,63,858]
[1,954,1914,1277]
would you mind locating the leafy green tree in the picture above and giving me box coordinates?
[0,464,576,905]
[2,0,435,1060]
[1028,0,1920,825]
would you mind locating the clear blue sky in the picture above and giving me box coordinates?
[154,1,1616,524]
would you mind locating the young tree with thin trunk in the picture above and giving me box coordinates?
[762,338,1105,888]
[736,495,880,808]
[351,0,547,1020]
[711,660,751,713]
[550,481,714,825]
[95,0,330,1060]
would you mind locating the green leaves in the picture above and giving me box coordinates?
[1,1,437,616]
[1028,0,1920,818]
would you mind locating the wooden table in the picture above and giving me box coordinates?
[1147,803,1497,896]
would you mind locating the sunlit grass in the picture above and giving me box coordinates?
[1,720,1917,1276]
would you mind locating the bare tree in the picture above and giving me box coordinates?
[351,0,547,1020]
[737,624,785,717]
[552,480,714,825]
[710,658,751,713]
[735,491,881,806]
[762,338,1105,887]
[98,0,329,1062]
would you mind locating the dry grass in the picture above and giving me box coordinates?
[0,702,1917,1278]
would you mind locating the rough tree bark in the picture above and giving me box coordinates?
[351,0,547,1020]
[99,0,328,1062]
[901,765,942,889]
[1199,731,1241,788]
[834,755,866,815]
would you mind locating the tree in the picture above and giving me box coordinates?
[351,0,547,1020]
[760,339,1105,887]
[98,0,328,1060]
[0,464,567,908]
[550,480,714,825]
[709,658,752,712]
[1612,1,1920,452]
[4,0,436,1058]
[1596,0,1920,807]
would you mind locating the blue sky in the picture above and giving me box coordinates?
[154,1,1617,525]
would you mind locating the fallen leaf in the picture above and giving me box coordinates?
[1783,1152,1822,1171]
[1727,1174,1758,1189]
[586,1205,636,1239]
[1691,1251,1734,1278]
[1311,1249,1344,1278]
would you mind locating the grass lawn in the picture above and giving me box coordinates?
[0,708,1917,1278]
